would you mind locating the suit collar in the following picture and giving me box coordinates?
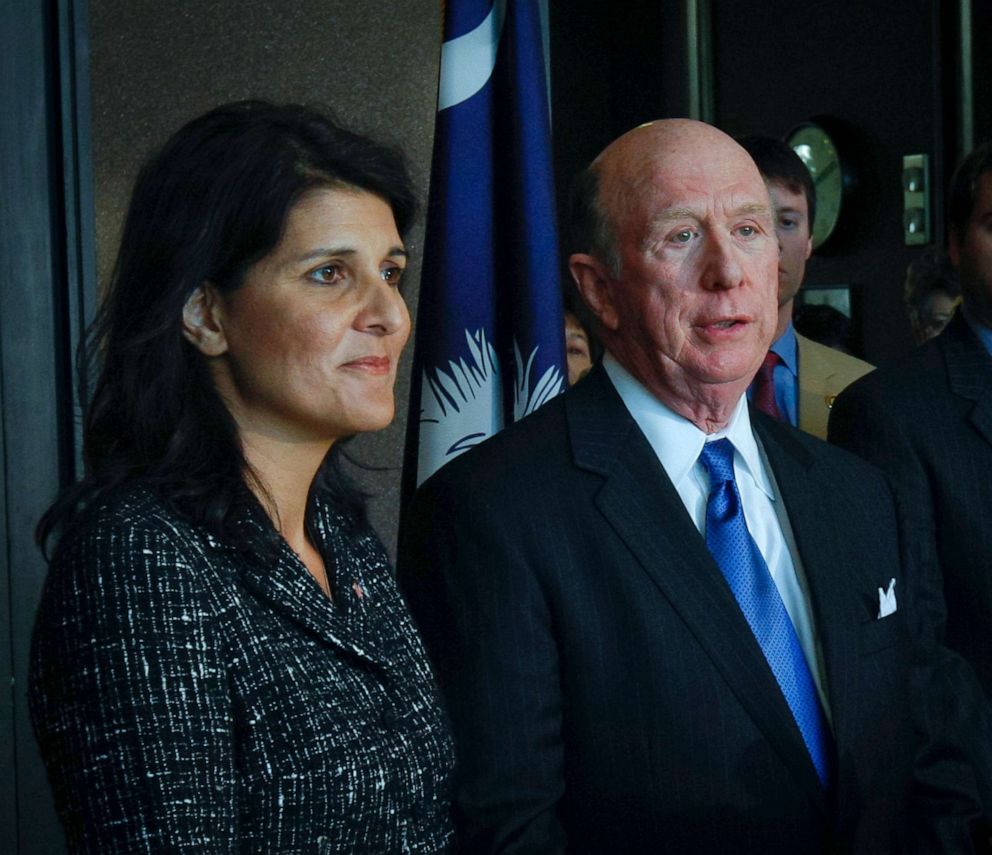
[941,311,992,398]
[567,369,829,810]
[223,496,389,667]
[940,312,992,447]
[600,354,773,500]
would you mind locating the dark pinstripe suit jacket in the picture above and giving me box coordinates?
[830,312,992,695]
[400,365,978,854]
[30,486,454,853]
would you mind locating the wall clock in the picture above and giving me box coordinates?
[787,122,846,250]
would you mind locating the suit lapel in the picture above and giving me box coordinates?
[227,503,387,667]
[568,370,828,808]
[942,313,992,448]
[796,333,835,439]
[753,416,862,801]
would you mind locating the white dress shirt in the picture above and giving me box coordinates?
[603,353,831,715]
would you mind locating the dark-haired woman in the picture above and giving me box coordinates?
[29,102,453,852]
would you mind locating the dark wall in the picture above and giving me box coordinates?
[971,0,992,149]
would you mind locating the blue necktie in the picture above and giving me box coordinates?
[699,438,833,788]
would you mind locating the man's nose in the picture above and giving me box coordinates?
[699,232,745,291]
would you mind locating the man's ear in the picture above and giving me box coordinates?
[568,253,620,331]
[181,284,228,356]
[803,234,813,262]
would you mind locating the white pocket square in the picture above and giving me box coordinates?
[877,578,897,619]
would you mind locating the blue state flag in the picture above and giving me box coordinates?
[403,0,566,495]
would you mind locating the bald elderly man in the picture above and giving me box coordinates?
[400,120,983,853]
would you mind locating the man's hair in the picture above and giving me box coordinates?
[737,134,817,232]
[567,165,621,277]
[948,140,992,235]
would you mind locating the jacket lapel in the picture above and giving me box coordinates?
[796,333,832,438]
[753,416,863,801]
[568,370,828,808]
[225,503,387,667]
[942,312,992,448]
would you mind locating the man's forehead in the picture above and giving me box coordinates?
[645,199,771,224]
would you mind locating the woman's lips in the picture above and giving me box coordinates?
[341,356,391,375]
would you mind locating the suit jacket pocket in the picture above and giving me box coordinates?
[860,614,905,656]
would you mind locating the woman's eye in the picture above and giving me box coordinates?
[380,266,405,285]
[310,264,344,285]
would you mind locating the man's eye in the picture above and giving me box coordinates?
[778,218,797,230]
[737,225,756,238]
[381,266,405,285]
[672,229,694,244]
[310,265,344,285]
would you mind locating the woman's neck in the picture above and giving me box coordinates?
[239,430,334,594]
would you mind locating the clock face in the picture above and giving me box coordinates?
[788,123,843,249]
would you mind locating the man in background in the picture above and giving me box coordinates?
[831,142,992,696]
[401,119,985,853]
[739,135,872,439]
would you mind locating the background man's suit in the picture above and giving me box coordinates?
[830,312,992,694]
[400,366,967,854]
[795,331,872,439]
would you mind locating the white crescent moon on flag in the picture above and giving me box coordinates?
[437,0,507,111]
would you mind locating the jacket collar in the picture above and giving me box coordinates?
[941,312,992,448]
[221,495,391,667]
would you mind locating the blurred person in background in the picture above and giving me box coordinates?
[905,248,962,344]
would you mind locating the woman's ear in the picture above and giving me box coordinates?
[181,284,228,356]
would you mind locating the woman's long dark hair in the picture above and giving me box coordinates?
[38,101,416,555]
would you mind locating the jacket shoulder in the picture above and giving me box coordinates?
[47,484,227,603]
[835,338,946,411]
[796,333,874,392]
[418,390,573,495]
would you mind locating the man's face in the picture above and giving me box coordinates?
[951,171,992,326]
[587,122,779,408]
[766,180,812,308]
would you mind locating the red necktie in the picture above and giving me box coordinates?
[752,351,783,421]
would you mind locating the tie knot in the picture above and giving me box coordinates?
[699,438,736,485]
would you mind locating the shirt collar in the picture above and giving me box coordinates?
[770,320,798,376]
[962,304,992,358]
[603,352,776,500]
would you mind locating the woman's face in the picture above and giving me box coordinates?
[208,187,411,446]
[565,312,593,386]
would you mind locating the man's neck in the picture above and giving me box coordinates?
[774,300,794,342]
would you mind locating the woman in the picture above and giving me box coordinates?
[564,309,594,386]
[30,102,454,852]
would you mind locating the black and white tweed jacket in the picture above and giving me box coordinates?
[29,485,454,853]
